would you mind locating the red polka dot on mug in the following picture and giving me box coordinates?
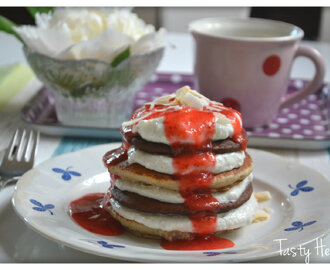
[263,55,281,76]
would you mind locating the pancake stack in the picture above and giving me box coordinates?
[103,86,257,241]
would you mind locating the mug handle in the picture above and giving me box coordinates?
[279,45,326,109]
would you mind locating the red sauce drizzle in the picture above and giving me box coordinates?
[218,109,247,151]
[162,108,219,234]
[69,193,124,236]
[163,108,215,146]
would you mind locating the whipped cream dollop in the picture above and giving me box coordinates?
[114,173,253,204]
[127,146,245,175]
[108,195,257,233]
[122,86,241,145]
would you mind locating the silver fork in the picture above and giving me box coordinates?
[0,128,39,190]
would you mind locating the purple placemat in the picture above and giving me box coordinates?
[134,73,330,142]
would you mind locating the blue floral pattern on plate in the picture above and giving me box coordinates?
[203,251,237,256]
[288,180,314,196]
[284,220,317,232]
[97,241,125,249]
[52,166,81,181]
[30,199,55,215]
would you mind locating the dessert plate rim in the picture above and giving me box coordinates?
[11,143,330,262]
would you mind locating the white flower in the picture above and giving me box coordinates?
[47,8,106,42]
[14,7,165,60]
[105,9,155,42]
[58,28,133,62]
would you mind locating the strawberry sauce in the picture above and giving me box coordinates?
[69,193,124,236]
[206,103,247,151]
[162,108,219,234]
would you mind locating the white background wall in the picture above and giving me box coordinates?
[159,7,250,33]
[135,7,330,42]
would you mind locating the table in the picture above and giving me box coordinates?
[0,31,329,263]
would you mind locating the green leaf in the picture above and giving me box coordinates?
[111,47,130,68]
[0,15,23,42]
[26,7,54,18]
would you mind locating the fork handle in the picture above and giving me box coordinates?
[0,176,19,190]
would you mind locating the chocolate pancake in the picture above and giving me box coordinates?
[104,151,253,191]
[110,182,253,215]
[130,136,242,156]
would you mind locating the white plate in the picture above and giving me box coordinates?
[12,143,330,262]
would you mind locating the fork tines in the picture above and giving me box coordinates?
[0,128,39,174]
[8,128,39,161]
